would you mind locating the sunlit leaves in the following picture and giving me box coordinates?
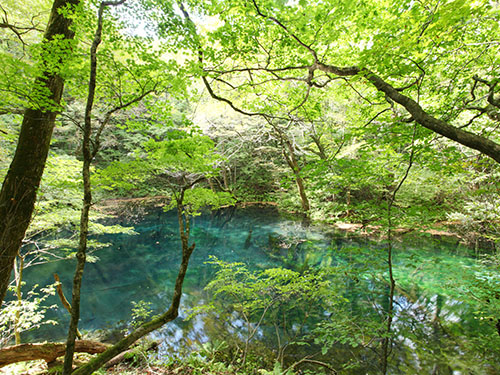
[145,134,219,175]
[199,256,333,324]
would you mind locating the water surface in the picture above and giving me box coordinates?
[20,206,498,374]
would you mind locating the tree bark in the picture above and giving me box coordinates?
[315,63,500,164]
[71,237,195,375]
[0,340,109,367]
[295,172,310,212]
[13,255,24,345]
[62,2,125,372]
[71,183,196,375]
[0,0,79,306]
[53,273,82,339]
[103,340,158,369]
[282,139,310,212]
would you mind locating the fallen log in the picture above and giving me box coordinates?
[0,340,110,367]
[104,340,159,369]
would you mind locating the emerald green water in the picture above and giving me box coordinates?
[20,206,500,374]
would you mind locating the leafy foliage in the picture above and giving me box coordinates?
[1,1,500,374]
[0,284,57,346]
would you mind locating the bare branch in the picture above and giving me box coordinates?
[206,65,312,75]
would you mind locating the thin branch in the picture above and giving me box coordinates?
[460,111,485,128]
[0,4,44,47]
[202,76,285,120]
[91,85,158,158]
[363,108,391,127]
[287,356,338,374]
[206,65,311,75]
[251,0,318,62]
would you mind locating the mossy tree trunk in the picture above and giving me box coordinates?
[0,0,79,307]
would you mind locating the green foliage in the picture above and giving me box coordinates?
[190,257,345,371]
[0,0,51,113]
[457,254,500,331]
[145,134,219,176]
[93,159,154,196]
[0,283,57,346]
[447,164,500,247]
[23,155,136,262]
[95,130,236,214]
[166,187,235,215]
[257,362,294,375]
[129,301,155,330]
[201,256,332,317]
[1,1,500,373]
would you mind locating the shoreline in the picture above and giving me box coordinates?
[93,195,488,250]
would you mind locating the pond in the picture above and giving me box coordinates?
[19,206,500,374]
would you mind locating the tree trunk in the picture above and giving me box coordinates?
[282,139,310,212]
[62,2,112,372]
[13,255,24,345]
[294,172,310,212]
[63,1,149,369]
[53,273,82,339]
[62,147,91,374]
[71,185,195,375]
[0,0,79,306]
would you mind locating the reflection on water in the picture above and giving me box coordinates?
[20,206,500,374]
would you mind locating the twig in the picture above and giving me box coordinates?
[53,273,82,340]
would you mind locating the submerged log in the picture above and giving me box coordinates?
[0,340,109,367]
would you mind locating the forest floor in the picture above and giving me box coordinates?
[1,361,235,374]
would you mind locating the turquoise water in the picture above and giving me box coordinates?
[23,206,334,339]
[19,206,500,373]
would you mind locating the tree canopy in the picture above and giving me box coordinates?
[0,0,499,374]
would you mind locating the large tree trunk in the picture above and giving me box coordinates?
[0,0,79,306]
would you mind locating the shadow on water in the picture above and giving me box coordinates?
[18,206,500,374]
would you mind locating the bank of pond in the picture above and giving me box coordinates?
[12,206,500,374]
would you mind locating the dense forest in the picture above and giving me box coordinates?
[0,0,499,374]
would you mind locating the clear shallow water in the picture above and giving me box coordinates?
[18,206,498,373]
[24,206,334,339]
